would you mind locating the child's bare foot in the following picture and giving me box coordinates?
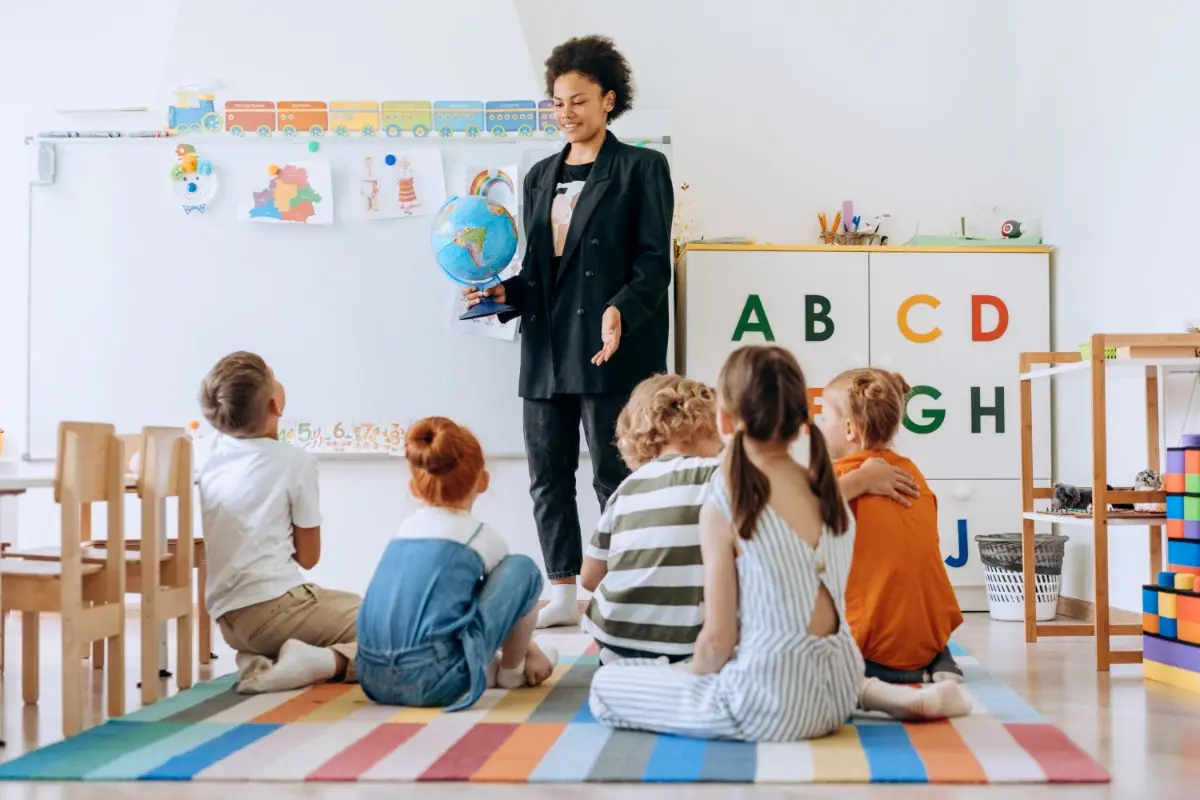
[524,641,559,686]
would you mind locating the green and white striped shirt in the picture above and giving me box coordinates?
[581,454,721,658]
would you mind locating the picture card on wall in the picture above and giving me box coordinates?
[465,164,519,216]
[239,161,333,224]
[448,259,520,341]
[356,148,446,219]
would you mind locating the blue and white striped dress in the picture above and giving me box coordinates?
[588,468,864,742]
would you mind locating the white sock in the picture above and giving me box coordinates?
[859,677,973,721]
[235,651,272,681]
[536,583,579,629]
[237,639,337,694]
[598,647,622,665]
[486,653,501,688]
[497,659,527,689]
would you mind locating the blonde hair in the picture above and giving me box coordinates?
[199,351,274,436]
[826,368,912,450]
[615,374,717,469]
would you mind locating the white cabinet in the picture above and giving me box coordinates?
[868,252,1052,480]
[677,244,1052,601]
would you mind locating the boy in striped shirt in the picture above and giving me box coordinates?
[580,375,722,664]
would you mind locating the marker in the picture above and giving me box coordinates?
[37,131,122,139]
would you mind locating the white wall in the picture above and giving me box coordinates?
[1016,0,1200,610]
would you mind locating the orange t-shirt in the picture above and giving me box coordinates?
[837,450,963,671]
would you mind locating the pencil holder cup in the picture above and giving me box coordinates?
[834,232,881,246]
[820,232,836,245]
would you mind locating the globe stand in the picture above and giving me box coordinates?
[459,296,515,321]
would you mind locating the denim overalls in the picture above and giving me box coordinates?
[356,526,543,711]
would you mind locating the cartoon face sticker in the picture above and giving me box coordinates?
[171,149,219,214]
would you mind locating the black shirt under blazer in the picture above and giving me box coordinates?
[501,132,675,400]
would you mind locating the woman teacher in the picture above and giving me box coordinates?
[465,35,674,628]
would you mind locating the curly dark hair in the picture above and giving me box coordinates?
[544,35,635,122]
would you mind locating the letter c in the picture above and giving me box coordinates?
[897,294,942,343]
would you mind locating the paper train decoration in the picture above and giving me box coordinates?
[170,144,218,215]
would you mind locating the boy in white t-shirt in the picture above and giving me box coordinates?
[197,351,359,693]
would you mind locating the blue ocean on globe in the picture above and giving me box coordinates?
[431,195,519,287]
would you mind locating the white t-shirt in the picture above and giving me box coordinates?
[395,506,508,574]
[197,433,321,619]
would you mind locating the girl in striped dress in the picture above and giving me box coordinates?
[588,345,972,742]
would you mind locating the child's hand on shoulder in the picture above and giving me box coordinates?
[858,457,919,506]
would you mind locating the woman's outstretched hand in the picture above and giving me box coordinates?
[592,306,622,365]
[463,284,506,309]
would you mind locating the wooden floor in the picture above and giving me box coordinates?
[0,612,1196,797]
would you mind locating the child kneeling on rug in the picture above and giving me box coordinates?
[588,346,972,742]
[820,368,964,684]
[580,374,723,664]
[355,417,558,710]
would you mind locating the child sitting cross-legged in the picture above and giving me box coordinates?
[819,368,965,684]
[354,417,558,710]
[580,375,723,664]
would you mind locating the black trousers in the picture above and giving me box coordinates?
[523,393,630,580]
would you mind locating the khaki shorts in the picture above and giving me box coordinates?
[219,584,360,682]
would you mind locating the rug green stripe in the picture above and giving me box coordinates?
[34,723,188,780]
[84,723,241,780]
[121,673,238,722]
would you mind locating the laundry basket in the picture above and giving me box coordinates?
[974,533,1069,622]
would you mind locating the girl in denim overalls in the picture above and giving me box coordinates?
[356,417,558,709]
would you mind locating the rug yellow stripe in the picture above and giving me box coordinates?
[810,724,870,781]
[301,686,372,723]
[482,664,571,723]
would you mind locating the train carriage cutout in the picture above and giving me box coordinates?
[433,101,485,138]
[381,101,433,137]
[538,100,558,137]
[330,101,380,137]
[485,100,537,138]
[278,101,329,137]
[168,92,222,134]
[225,101,276,137]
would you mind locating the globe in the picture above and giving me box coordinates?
[431,194,519,320]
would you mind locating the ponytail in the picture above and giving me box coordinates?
[730,428,770,541]
[808,425,850,535]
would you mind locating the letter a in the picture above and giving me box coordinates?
[732,294,775,342]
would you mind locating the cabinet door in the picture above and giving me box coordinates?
[926,478,1023,612]
[868,253,1051,480]
[682,250,869,408]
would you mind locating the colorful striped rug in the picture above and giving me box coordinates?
[0,635,1107,784]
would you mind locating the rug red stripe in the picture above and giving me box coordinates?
[306,723,423,781]
[1004,723,1109,783]
[419,724,518,781]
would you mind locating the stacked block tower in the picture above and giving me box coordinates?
[1144,435,1200,690]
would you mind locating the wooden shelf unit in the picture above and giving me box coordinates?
[1019,333,1200,670]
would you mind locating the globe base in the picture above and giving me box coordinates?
[460,296,515,321]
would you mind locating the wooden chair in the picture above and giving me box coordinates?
[134,427,195,703]
[0,422,126,737]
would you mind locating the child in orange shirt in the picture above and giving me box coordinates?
[819,368,964,684]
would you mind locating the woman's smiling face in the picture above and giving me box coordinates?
[552,71,613,143]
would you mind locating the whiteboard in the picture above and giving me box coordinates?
[25,136,674,460]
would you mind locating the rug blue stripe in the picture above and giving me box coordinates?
[141,723,282,780]
[571,700,597,724]
[948,641,967,657]
[643,735,707,782]
[84,723,242,780]
[528,723,612,782]
[961,664,1043,722]
[698,739,757,782]
[857,723,927,783]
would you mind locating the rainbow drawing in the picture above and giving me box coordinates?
[469,168,515,200]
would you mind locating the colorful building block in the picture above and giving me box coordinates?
[1169,564,1200,577]
[1177,574,1196,591]
[1169,539,1200,568]
[1159,570,1177,588]
[1180,620,1200,645]
[1161,592,1178,620]
[1161,617,1179,639]
[1168,494,1185,520]
[1144,613,1160,635]
[1168,447,1186,475]
[1188,496,1200,522]
[1187,520,1200,540]
[1144,587,1160,614]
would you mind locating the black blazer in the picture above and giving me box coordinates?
[501,132,674,400]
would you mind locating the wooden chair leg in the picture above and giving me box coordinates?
[107,627,125,719]
[198,558,211,665]
[62,631,83,738]
[141,599,159,706]
[177,609,193,690]
[91,637,105,669]
[1,610,7,673]
[22,612,38,704]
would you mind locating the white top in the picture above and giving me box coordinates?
[395,506,508,574]
[197,433,321,619]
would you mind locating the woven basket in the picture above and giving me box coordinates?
[974,533,1069,622]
